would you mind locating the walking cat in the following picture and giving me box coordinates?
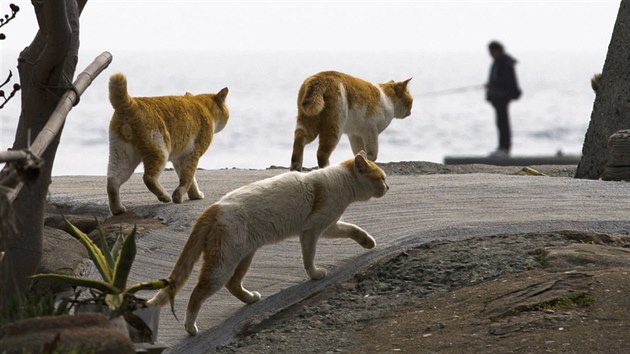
[106,72,229,215]
[290,71,413,171]
[148,151,389,336]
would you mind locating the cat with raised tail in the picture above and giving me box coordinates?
[148,151,389,336]
[290,71,413,171]
[106,72,230,215]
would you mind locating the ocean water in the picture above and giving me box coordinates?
[0,50,603,176]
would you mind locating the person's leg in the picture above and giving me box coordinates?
[492,99,511,152]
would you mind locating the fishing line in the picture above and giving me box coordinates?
[416,84,485,98]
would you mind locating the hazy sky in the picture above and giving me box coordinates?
[1,1,621,54]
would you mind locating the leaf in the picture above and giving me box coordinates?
[96,218,115,271]
[105,293,124,312]
[31,273,118,294]
[112,226,137,291]
[521,166,547,176]
[124,311,153,342]
[125,278,170,294]
[55,297,71,316]
[111,228,124,263]
[64,217,113,282]
[169,288,178,322]
[0,70,12,89]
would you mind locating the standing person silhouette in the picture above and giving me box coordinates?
[486,41,521,157]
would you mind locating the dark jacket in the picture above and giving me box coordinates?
[486,53,521,102]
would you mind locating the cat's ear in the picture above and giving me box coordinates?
[215,87,229,103]
[354,151,369,174]
[394,78,412,96]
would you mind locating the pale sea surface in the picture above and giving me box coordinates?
[0,50,603,176]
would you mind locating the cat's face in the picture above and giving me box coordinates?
[212,87,230,132]
[393,78,413,119]
[353,152,389,198]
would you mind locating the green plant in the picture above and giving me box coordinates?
[32,219,170,318]
[535,251,546,264]
[512,292,594,315]
[0,292,71,327]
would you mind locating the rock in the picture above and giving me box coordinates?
[44,214,101,235]
[88,222,135,248]
[0,312,135,354]
[576,1,630,179]
[31,226,90,294]
[602,129,630,181]
[489,325,523,336]
[86,212,165,247]
[543,243,630,271]
[482,272,593,320]
[606,129,630,166]
[555,230,630,247]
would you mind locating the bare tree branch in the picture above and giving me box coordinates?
[0,150,30,163]
[0,3,20,32]
[0,51,112,201]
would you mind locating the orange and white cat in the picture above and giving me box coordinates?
[148,151,389,336]
[106,72,229,215]
[290,71,413,171]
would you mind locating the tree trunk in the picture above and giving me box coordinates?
[0,0,87,307]
[575,0,630,179]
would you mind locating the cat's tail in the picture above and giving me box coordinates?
[148,205,218,307]
[108,72,135,112]
[300,77,326,116]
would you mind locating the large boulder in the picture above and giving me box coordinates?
[44,214,101,235]
[31,226,90,294]
[543,243,630,271]
[0,312,135,354]
[576,1,630,179]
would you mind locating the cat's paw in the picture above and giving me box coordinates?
[359,235,376,249]
[307,267,327,280]
[185,321,198,336]
[290,160,303,171]
[172,190,184,204]
[158,194,172,203]
[189,191,204,200]
[110,204,127,215]
[245,291,262,304]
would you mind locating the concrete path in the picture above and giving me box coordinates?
[49,170,630,352]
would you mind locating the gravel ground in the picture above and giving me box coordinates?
[215,232,556,353]
[215,230,630,353]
